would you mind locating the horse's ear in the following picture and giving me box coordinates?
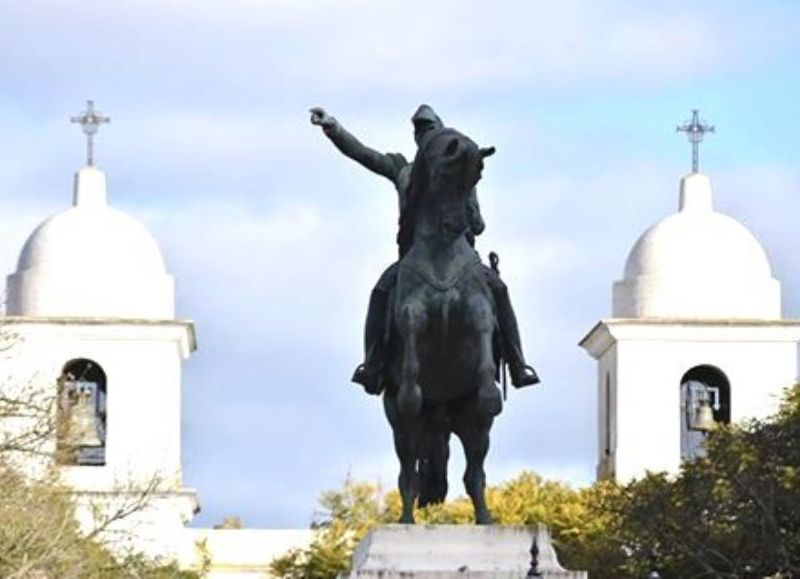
[479,146,496,159]
[445,137,460,157]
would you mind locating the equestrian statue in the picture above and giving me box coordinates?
[310,105,539,524]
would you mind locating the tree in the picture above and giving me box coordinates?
[611,383,800,577]
[269,472,624,579]
[0,460,197,578]
[269,478,394,579]
[271,384,800,579]
[0,334,199,577]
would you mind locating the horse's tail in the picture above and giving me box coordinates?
[417,417,450,508]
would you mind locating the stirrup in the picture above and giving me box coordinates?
[352,364,383,395]
[509,364,540,388]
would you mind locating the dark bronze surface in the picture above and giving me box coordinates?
[311,107,539,523]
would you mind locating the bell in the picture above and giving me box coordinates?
[692,399,716,432]
[69,385,103,448]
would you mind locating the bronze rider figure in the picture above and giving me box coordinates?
[309,105,539,392]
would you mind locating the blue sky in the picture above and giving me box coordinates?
[1,0,799,527]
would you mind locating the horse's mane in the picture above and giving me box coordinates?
[397,128,475,256]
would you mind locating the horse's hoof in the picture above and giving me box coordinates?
[475,511,494,525]
[398,384,423,416]
[398,515,415,525]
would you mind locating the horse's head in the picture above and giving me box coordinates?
[411,128,494,240]
[424,128,492,192]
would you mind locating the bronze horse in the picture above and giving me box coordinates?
[384,128,500,524]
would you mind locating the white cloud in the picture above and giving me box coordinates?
[1,0,796,110]
[714,165,800,315]
[1,0,799,529]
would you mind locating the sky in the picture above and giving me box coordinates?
[1,0,799,528]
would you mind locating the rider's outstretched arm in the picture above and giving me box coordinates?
[325,123,407,182]
[310,107,406,182]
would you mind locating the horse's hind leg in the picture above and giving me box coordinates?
[384,393,419,524]
[454,401,494,525]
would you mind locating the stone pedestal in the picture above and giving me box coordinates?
[340,524,588,578]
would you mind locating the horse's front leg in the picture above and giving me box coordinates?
[456,296,500,524]
[454,408,494,525]
[396,299,425,418]
[384,394,419,524]
[471,297,502,418]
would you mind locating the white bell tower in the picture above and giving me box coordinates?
[1,102,198,558]
[580,112,800,481]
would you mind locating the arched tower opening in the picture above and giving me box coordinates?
[680,364,730,460]
[57,358,107,466]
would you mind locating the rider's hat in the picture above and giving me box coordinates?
[411,104,443,128]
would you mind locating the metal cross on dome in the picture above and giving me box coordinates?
[71,100,110,166]
[676,109,715,173]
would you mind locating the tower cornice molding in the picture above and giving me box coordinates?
[0,316,197,357]
[580,318,800,359]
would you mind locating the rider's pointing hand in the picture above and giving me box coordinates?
[309,107,337,130]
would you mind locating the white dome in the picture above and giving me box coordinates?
[6,167,175,319]
[613,173,780,319]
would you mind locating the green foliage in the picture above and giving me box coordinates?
[612,383,800,577]
[270,478,396,579]
[270,472,624,579]
[0,459,199,578]
[0,462,111,577]
[271,384,800,579]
